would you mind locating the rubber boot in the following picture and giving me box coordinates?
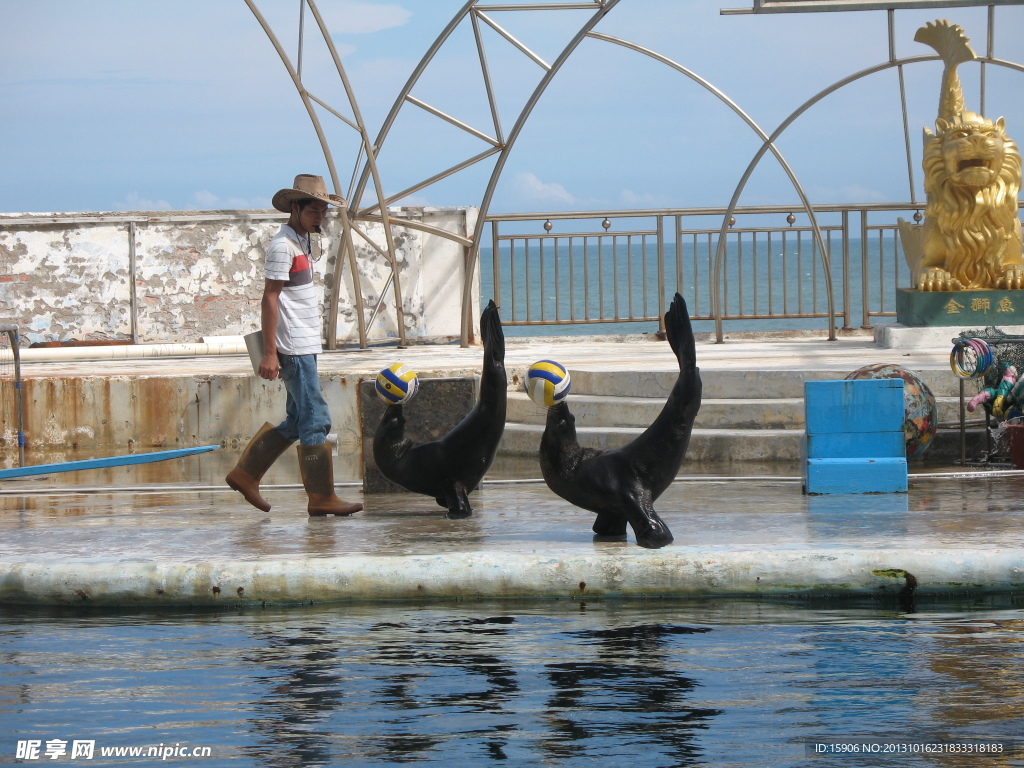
[298,443,363,516]
[225,422,294,512]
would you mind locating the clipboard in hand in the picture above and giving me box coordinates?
[244,330,264,377]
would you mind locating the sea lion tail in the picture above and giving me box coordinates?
[482,299,505,364]
[664,292,696,372]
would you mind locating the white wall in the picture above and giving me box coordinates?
[0,207,479,346]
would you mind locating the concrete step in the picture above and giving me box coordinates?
[499,421,983,463]
[508,391,966,430]
[508,391,805,429]
[500,423,804,461]
[566,368,965,399]
[503,358,978,465]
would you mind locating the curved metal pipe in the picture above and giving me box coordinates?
[244,0,370,348]
[306,0,406,347]
[356,214,474,247]
[586,32,835,342]
[460,213,478,347]
[338,1,484,347]
[331,211,368,349]
[351,0,479,209]
[710,54,940,341]
[472,1,622,289]
[352,0,619,347]
[243,1,342,206]
[978,56,1024,76]
[713,53,1024,341]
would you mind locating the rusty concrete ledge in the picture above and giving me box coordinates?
[1,549,1021,607]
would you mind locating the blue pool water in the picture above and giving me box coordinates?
[2,599,1022,767]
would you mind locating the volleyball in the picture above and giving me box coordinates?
[526,360,571,408]
[375,363,420,405]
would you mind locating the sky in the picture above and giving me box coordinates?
[2,0,1023,216]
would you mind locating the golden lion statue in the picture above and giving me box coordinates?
[899,20,1024,291]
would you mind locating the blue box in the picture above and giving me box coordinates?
[803,457,908,494]
[802,379,907,495]
[805,431,906,460]
[804,378,905,436]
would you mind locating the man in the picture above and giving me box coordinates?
[226,174,362,516]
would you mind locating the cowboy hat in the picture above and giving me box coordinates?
[272,174,344,212]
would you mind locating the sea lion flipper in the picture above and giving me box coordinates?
[622,490,674,549]
[482,299,505,367]
[664,293,696,373]
[592,512,628,540]
[443,482,473,520]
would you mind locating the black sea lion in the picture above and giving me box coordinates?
[373,300,506,519]
[539,293,701,548]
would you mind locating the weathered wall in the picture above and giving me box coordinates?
[0,372,361,450]
[0,222,134,340]
[344,207,480,344]
[0,207,478,346]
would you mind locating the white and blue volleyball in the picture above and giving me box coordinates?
[376,363,420,405]
[526,360,571,408]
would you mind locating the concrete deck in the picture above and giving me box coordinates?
[2,328,1022,607]
[10,324,958,383]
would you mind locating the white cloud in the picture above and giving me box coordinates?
[113,192,172,211]
[224,197,271,210]
[619,189,660,207]
[513,172,575,205]
[321,2,412,35]
[193,190,220,208]
[192,191,271,210]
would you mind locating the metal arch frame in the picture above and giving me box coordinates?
[708,54,935,341]
[349,1,622,345]
[468,2,622,343]
[711,7,1024,341]
[245,0,407,348]
[251,0,623,347]
[351,1,620,212]
[713,55,1024,340]
[252,1,1024,346]
[584,32,836,341]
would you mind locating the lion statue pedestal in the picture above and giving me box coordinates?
[896,287,1024,327]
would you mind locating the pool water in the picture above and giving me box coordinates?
[2,599,1022,767]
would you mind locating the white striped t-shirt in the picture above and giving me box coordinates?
[264,225,322,356]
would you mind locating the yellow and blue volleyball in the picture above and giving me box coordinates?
[376,363,420,405]
[526,360,571,408]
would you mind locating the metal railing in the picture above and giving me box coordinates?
[484,202,995,339]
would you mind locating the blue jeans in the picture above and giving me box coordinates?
[275,353,331,446]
